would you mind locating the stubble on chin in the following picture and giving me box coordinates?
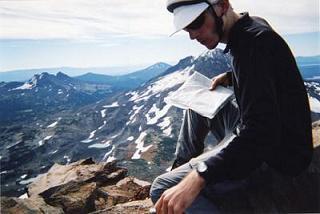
[206,40,219,50]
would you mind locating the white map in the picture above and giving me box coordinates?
[165,71,233,119]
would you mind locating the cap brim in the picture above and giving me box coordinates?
[170,2,209,36]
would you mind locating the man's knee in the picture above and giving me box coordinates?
[149,174,168,204]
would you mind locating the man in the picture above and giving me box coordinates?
[150,0,313,213]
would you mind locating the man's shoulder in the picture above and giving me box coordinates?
[242,16,276,40]
[240,17,283,50]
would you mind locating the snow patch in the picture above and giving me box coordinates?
[309,96,320,113]
[127,105,144,125]
[162,126,173,137]
[98,121,107,130]
[131,132,153,160]
[106,156,116,163]
[44,135,53,141]
[88,140,111,149]
[100,109,107,118]
[146,104,172,125]
[129,67,192,103]
[19,177,38,185]
[64,155,71,164]
[103,102,120,108]
[87,130,97,139]
[110,133,119,139]
[102,145,115,161]
[158,117,171,129]
[12,82,35,90]
[19,193,29,199]
[47,121,58,128]
[127,136,134,141]
[49,150,58,155]
[81,139,93,143]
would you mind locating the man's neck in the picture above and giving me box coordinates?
[220,10,241,44]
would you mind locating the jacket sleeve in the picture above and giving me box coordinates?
[226,71,233,86]
[203,31,282,184]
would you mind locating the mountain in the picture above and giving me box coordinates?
[75,62,171,89]
[0,63,171,83]
[305,80,320,121]
[296,55,320,80]
[1,49,320,198]
[0,72,114,125]
[0,65,150,82]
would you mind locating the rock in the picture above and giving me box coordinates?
[0,195,64,214]
[312,120,320,147]
[115,177,151,200]
[16,158,149,214]
[28,158,127,197]
[29,159,128,213]
[94,177,151,210]
[91,198,153,214]
[39,181,97,214]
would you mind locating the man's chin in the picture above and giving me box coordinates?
[206,42,219,50]
[203,41,219,50]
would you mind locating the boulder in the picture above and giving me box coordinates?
[39,181,97,214]
[1,195,64,214]
[94,177,151,210]
[91,198,153,214]
[28,158,127,197]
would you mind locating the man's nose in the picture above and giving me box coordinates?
[188,30,199,40]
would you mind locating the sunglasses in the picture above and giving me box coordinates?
[185,11,206,30]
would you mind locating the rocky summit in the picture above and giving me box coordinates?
[1,158,153,214]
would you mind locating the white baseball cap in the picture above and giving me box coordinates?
[166,0,219,36]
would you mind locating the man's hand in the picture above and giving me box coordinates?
[155,170,205,214]
[210,72,230,90]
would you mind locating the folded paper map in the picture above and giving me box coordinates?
[164,71,234,119]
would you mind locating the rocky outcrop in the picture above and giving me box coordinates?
[0,196,64,214]
[1,159,153,214]
[92,199,154,214]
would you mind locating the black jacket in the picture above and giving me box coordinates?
[203,13,313,184]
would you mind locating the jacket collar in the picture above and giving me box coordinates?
[223,12,250,54]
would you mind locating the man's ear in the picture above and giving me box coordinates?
[218,0,230,14]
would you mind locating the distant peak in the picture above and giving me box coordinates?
[56,72,71,80]
[147,62,171,70]
[178,56,194,65]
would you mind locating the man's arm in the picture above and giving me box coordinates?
[155,170,205,214]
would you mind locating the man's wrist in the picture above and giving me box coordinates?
[191,170,206,189]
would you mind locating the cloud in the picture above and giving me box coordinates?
[0,0,318,40]
[232,0,319,34]
[0,0,172,40]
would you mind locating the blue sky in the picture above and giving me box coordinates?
[0,0,319,72]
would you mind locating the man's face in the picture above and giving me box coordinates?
[183,11,220,49]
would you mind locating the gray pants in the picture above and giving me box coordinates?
[150,99,244,213]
